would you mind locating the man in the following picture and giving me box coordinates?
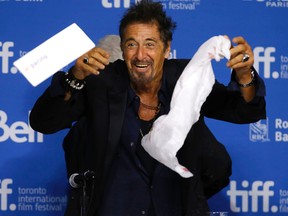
[29,0,266,215]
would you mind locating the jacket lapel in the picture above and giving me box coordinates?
[107,89,127,153]
[103,63,129,175]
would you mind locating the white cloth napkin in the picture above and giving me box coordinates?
[141,35,231,178]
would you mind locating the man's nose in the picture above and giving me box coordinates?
[135,46,147,60]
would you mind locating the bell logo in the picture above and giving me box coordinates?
[0,179,16,211]
[0,110,43,143]
[227,180,277,213]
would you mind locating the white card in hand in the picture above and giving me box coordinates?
[13,23,95,87]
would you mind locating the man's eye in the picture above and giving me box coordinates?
[145,43,156,49]
[126,43,138,49]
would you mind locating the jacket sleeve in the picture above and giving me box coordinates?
[201,71,266,124]
[29,72,86,134]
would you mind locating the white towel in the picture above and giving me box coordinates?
[141,35,231,178]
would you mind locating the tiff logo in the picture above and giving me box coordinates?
[0,179,16,211]
[102,0,140,8]
[0,41,16,74]
[227,180,277,213]
[253,47,276,79]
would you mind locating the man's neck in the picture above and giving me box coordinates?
[131,80,162,121]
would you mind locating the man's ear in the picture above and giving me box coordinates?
[165,42,171,59]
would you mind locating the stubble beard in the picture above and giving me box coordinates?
[129,69,154,87]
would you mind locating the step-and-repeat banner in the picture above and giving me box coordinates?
[0,0,287,215]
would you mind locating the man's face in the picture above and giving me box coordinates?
[121,22,170,85]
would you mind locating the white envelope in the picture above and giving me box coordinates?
[13,23,95,87]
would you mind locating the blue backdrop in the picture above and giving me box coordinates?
[1,0,287,215]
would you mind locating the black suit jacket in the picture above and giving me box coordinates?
[30,59,266,216]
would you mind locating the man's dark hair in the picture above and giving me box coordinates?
[119,0,176,50]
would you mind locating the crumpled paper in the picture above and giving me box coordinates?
[141,35,231,178]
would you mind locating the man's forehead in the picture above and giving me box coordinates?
[123,23,161,40]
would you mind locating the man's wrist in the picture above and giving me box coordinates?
[62,69,86,92]
[237,68,255,88]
